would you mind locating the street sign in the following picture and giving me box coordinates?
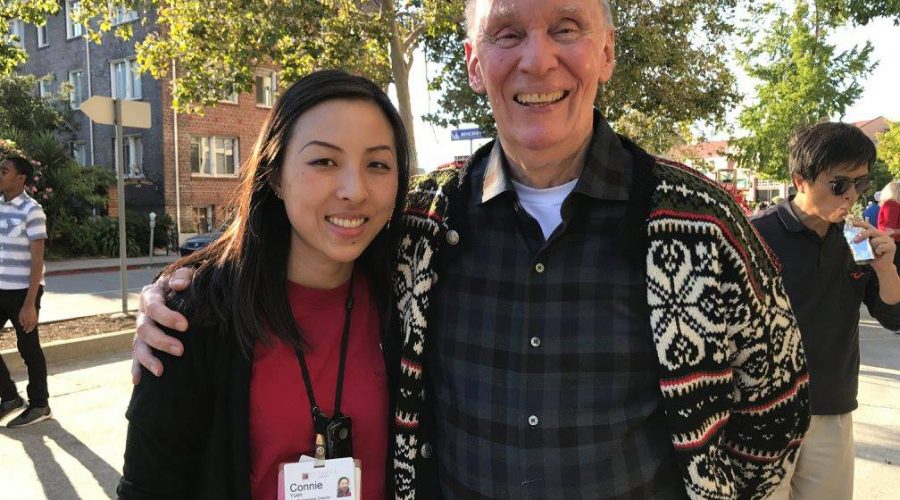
[79,96,153,312]
[80,96,151,129]
[451,128,486,141]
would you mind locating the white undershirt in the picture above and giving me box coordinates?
[511,179,578,240]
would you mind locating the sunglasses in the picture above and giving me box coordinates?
[828,177,871,196]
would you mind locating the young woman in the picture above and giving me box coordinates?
[117,70,410,500]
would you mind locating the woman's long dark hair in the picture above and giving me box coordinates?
[168,69,410,356]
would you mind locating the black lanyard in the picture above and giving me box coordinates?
[293,273,354,440]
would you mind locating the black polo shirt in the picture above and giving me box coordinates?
[751,197,900,414]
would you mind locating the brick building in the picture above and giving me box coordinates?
[13,1,276,241]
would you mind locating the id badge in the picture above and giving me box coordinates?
[278,456,362,500]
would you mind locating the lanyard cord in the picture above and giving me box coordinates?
[294,272,355,433]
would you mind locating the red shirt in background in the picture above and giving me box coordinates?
[878,199,900,242]
[249,274,388,500]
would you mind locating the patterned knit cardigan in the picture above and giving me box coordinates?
[391,139,810,500]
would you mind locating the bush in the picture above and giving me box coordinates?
[49,214,141,258]
[126,210,174,254]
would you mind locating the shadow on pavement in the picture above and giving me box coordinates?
[855,420,900,464]
[859,367,900,384]
[0,418,119,498]
[859,328,900,372]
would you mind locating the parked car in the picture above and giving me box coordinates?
[179,231,223,256]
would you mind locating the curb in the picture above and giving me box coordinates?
[1,329,134,372]
[45,262,176,277]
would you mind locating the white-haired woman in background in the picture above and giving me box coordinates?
[878,181,900,266]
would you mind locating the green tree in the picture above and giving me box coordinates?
[74,0,463,172]
[0,1,59,75]
[879,122,900,177]
[0,74,115,255]
[423,0,742,155]
[731,0,875,179]
[0,74,74,135]
[815,0,900,25]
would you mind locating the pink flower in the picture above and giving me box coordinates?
[46,187,53,193]
[42,194,48,200]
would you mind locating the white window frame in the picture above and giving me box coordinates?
[71,141,88,166]
[190,136,240,177]
[66,1,84,39]
[8,19,25,48]
[220,84,239,104]
[36,19,48,47]
[110,57,142,100]
[38,76,53,98]
[191,206,215,234]
[255,71,276,108]
[68,69,85,108]
[111,4,139,25]
[115,135,143,178]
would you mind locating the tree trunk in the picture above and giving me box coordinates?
[384,0,419,174]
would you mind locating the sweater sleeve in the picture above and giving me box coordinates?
[716,213,810,499]
[646,164,809,500]
[117,323,213,500]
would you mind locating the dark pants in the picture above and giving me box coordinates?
[0,286,47,407]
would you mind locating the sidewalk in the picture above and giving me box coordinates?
[0,316,896,499]
[45,254,179,277]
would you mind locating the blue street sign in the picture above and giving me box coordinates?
[451,128,486,141]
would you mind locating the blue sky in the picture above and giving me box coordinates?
[395,16,898,171]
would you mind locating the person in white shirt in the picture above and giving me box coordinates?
[0,155,50,428]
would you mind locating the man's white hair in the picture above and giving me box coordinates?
[464,0,614,39]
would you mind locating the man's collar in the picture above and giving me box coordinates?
[1,192,28,207]
[479,110,632,204]
[481,143,515,203]
[777,195,839,235]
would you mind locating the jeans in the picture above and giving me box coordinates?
[0,286,47,407]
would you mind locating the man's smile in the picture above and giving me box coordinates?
[514,90,569,107]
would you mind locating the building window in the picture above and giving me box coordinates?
[36,20,48,47]
[114,135,143,177]
[38,76,53,98]
[192,206,214,234]
[71,142,87,166]
[220,85,238,104]
[68,70,85,108]
[110,57,141,100]
[112,5,139,25]
[8,19,25,48]
[66,1,83,39]
[255,71,276,107]
[190,136,240,176]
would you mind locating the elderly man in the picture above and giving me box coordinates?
[135,0,809,498]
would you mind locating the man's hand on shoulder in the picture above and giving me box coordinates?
[132,267,194,384]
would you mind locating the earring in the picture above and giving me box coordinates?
[275,191,283,200]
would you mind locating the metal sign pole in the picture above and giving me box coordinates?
[114,99,128,313]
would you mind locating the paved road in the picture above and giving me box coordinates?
[0,319,896,499]
[40,267,167,323]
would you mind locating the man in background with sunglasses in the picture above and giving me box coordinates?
[752,122,900,500]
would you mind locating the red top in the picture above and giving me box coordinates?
[878,199,900,241]
[249,274,388,500]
